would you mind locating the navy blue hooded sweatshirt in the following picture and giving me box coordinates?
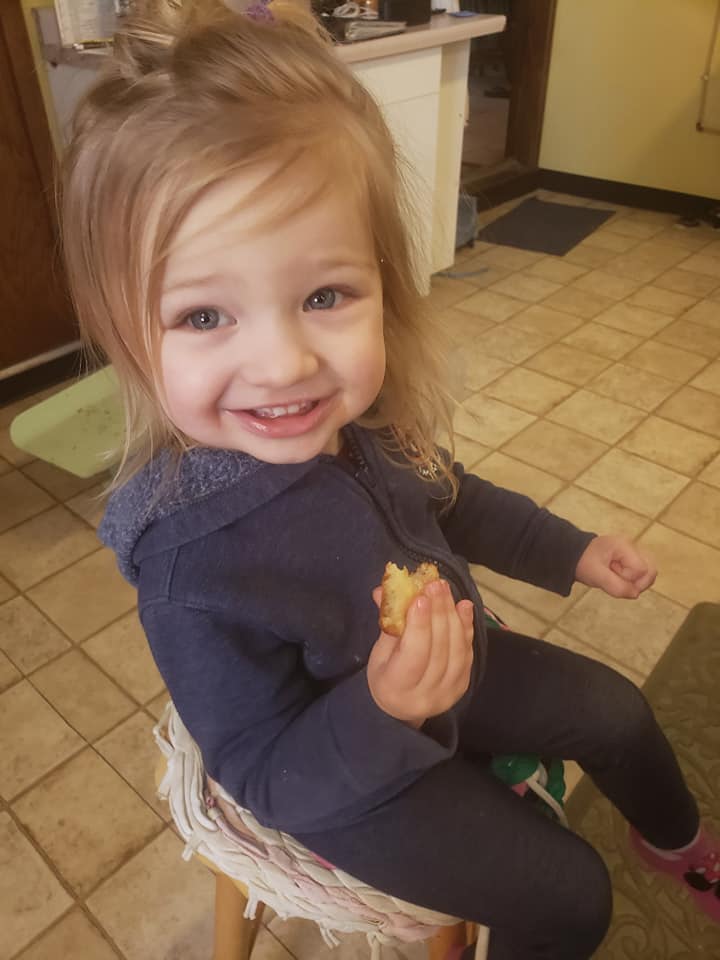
[100,424,594,834]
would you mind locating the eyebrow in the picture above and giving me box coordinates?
[162,258,376,297]
[162,273,228,297]
[311,256,377,272]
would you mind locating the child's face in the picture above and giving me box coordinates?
[158,168,386,463]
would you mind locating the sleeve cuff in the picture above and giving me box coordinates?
[323,670,458,794]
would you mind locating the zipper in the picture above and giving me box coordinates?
[344,431,376,486]
[338,432,465,593]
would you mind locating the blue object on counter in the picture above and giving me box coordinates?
[449,9,478,15]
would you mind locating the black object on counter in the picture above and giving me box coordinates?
[321,14,407,42]
[378,0,431,26]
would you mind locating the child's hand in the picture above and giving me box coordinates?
[367,579,474,729]
[576,535,657,599]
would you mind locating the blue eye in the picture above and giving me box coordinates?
[304,288,343,311]
[183,308,232,331]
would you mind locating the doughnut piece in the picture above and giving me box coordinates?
[379,561,440,637]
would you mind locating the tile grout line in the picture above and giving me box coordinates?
[6,901,127,960]
[2,189,719,960]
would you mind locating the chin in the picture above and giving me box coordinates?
[251,438,331,465]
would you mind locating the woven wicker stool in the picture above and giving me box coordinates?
[154,702,489,960]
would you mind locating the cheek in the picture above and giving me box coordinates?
[339,323,385,393]
[159,337,216,421]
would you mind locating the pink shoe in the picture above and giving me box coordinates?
[629,826,720,924]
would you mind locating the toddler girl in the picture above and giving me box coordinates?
[60,1,718,956]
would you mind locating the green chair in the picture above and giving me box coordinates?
[10,367,123,478]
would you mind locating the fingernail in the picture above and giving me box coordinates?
[414,596,429,615]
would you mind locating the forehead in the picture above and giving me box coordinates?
[165,160,373,272]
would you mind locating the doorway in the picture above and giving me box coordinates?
[1,1,77,382]
[460,0,558,201]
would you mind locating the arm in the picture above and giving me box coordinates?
[141,600,457,833]
[439,461,595,595]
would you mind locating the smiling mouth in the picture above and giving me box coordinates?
[247,401,319,419]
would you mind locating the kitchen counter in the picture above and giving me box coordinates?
[336,12,506,64]
[341,12,506,281]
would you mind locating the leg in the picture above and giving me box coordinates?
[427,922,469,960]
[213,872,264,960]
[459,628,699,850]
[294,754,612,960]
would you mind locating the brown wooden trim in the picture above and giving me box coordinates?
[464,160,540,208]
[0,0,58,229]
[504,0,557,169]
[463,1,557,195]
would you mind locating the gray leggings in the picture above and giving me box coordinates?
[294,629,699,960]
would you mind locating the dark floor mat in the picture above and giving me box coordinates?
[476,196,615,255]
[565,603,720,958]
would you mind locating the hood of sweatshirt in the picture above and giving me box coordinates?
[98,445,321,586]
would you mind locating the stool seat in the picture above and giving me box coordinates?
[10,367,123,478]
[154,701,487,959]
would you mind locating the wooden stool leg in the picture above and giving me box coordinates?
[213,872,264,960]
[427,920,468,960]
[474,925,490,960]
[247,902,265,955]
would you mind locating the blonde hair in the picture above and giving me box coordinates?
[60,0,457,497]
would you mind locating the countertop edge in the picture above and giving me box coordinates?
[335,13,506,64]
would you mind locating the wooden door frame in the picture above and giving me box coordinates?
[1,0,58,225]
[1,0,79,401]
[465,0,558,202]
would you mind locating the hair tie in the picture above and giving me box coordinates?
[244,0,274,22]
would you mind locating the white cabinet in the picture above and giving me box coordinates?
[351,39,471,285]
[352,48,441,285]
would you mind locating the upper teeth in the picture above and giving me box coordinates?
[253,402,312,419]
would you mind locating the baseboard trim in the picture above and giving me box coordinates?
[0,348,86,407]
[464,164,719,220]
[537,170,717,218]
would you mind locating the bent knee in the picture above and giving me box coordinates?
[541,841,613,952]
[583,665,656,751]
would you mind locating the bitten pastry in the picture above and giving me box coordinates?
[379,561,440,637]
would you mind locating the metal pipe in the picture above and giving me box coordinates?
[697,0,720,134]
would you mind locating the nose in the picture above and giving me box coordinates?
[241,312,320,388]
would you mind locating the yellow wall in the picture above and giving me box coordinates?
[539,0,720,199]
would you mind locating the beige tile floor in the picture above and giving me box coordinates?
[2,190,720,960]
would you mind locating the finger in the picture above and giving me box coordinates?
[609,545,651,580]
[372,586,382,610]
[442,600,474,689]
[394,594,433,685]
[597,567,641,599]
[457,599,475,641]
[630,566,657,594]
[622,550,657,590]
[368,629,401,671]
[609,557,655,596]
[417,580,452,687]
